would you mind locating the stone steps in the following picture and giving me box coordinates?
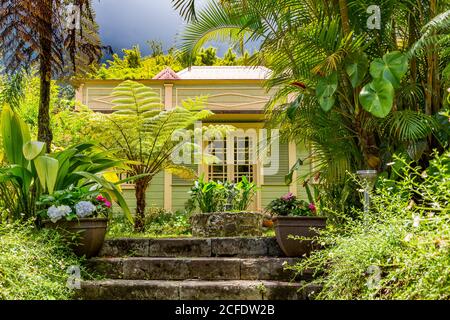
[88,257,309,281]
[100,237,283,258]
[79,279,316,300]
[80,237,313,300]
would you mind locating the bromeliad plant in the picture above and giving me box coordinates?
[186,175,257,213]
[0,104,132,222]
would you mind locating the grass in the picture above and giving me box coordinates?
[0,222,92,300]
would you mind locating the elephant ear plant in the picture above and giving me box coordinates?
[0,104,132,223]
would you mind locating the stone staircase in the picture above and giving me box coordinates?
[79,237,316,300]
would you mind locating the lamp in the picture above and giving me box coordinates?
[356,170,378,213]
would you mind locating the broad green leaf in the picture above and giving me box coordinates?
[316,72,338,112]
[285,158,304,185]
[345,52,369,88]
[1,104,30,167]
[370,51,408,88]
[23,141,45,161]
[360,79,395,118]
[8,165,33,194]
[34,156,59,194]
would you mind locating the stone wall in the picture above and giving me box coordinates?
[190,212,265,237]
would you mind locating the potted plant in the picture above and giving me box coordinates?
[187,175,264,237]
[38,186,113,258]
[267,192,326,257]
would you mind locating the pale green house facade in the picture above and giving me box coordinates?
[76,66,311,212]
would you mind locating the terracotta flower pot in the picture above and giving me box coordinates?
[263,219,274,228]
[43,218,108,258]
[273,216,326,257]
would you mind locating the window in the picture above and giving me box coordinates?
[207,136,256,183]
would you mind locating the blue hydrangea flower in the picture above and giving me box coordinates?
[75,201,96,218]
[47,205,72,223]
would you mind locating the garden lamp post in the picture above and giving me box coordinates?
[356,170,378,213]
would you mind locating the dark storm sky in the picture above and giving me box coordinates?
[93,0,259,59]
[93,0,227,58]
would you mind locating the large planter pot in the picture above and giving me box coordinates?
[43,218,108,258]
[190,212,265,237]
[273,216,326,257]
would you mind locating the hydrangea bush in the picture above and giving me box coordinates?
[37,186,112,223]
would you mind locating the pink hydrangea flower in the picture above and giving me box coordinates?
[104,200,112,208]
[309,203,317,213]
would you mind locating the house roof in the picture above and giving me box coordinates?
[153,67,181,80]
[176,66,271,80]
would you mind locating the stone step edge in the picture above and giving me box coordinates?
[100,237,283,258]
[88,257,310,281]
[78,279,319,300]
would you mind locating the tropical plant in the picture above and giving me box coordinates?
[234,175,257,211]
[0,71,26,110]
[186,177,229,213]
[0,105,131,222]
[266,192,316,217]
[186,175,257,213]
[177,0,449,209]
[289,151,450,300]
[0,0,103,151]
[89,80,223,231]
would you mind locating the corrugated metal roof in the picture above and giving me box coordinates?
[176,66,271,80]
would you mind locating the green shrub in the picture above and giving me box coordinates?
[290,151,450,300]
[186,175,257,213]
[107,207,191,238]
[0,222,87,300]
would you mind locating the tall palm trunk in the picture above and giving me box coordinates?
[38,0,53,152]
[338,0,351,35]
[425,0,440,116]
[134,179,148,232]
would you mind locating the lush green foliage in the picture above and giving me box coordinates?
[0,105,131,222]
[179,0,450,211]
[0,222,88,300]
[186,175,257,213]
[266,192,316,217]
[107,208,191,238]
[290,151,450,299]
[90,44,253,80]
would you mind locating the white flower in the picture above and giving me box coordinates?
[413,215,420,228]
[75,201,96,218]
[404,233,413,242]
[47,205,72,223]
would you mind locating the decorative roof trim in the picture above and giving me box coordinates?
[153,67,181,80]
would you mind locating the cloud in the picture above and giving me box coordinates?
[93,0,185,56]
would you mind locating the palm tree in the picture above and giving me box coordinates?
[0,0,103,151]
[176,0,449,189]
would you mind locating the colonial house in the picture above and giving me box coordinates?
[75,66,311,212]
